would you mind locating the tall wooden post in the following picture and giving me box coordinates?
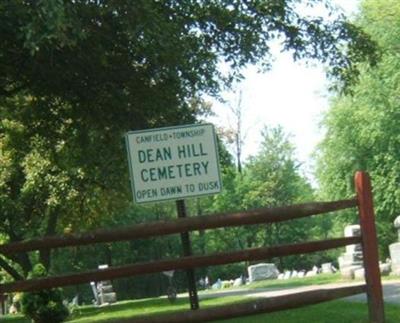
[176,200,199,310]
[354,171,385,323]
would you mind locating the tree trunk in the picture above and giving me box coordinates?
[7,229,33,276]
[39,211,59,270]
[0,256,24,281]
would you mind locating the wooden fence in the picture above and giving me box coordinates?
[0,171,384,322]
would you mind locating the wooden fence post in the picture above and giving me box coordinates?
[354,171,385,323]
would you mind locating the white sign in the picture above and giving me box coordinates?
[126,124,222,203]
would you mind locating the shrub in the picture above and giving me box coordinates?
[21,264,69,323]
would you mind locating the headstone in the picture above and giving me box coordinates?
[389,215,400,275]
[8,304,17,315]
[338,224,364,279]
[72,295,79,306]
[283,271,291,280]
[92,265,117,306]
[199,277,205,289]
[340,265,363,280]
[291,270,298,278]
[247,263,279,282]
[205,276,210,288]
[305,265,319,277]
[233,277,243,287]
[212,279,222,290]
[379,263,391,276]
[297,271,305,278]
[305,270,316,277]
[100,291,117,304]
[354,268,365,280]
[90,282,99,305]
[277,273,284,280]
[321,263,334,274]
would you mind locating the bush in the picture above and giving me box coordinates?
[21,264,69,323]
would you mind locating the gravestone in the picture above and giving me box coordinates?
[91,265,117,306]
[338,224,364,279]
[233,277,243,287]
[283,271,291,280]
[305,270,316,277]
[354,267,365,280]
[321,263,334,274]
[380,262,391,276]
[247,263,279,282]
[307,266,319,277]
[297,271,305,278]
[212,279,222,290]
[340,265,363,280]
[389,216,400,275]
[90,282,99,305]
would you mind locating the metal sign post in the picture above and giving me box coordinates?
[176,199,199,310]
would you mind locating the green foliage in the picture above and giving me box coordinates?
[204,126,318,272]
[316,0,400,257]
[21,264,69,323]
[0,0,377,101]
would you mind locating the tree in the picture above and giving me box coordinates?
[217,90,248,174]
[208,126,315,271]
[316,0,400,257]
[0,0,377,279]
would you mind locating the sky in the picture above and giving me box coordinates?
[206,0,360,183]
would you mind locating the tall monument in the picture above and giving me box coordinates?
[389,216,400,275]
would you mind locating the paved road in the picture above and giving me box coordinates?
[344,280,400,304]
[198,280,400,304]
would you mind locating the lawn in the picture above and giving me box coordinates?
[241,272,345,290]
[2,274,399,322]
[3,297,399,323]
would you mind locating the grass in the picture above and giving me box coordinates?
[222,301,400,323]
[197,273,344,297]
[244,272,345,290]
[4,297,399,323]
[2,274,399,322]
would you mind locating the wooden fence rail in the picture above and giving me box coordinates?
[110,284,367,323]
[0,237,361,294]
[0,198,357,255]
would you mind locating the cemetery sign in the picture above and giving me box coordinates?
[126,124,222,203]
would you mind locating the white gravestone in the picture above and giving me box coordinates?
[283,271,291,280]
[247,263,279,282]
[233,277,243,287]
[339,224,364,279]
[354,268,365,280]
[321,263,334,274]
[389,216,400,275]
